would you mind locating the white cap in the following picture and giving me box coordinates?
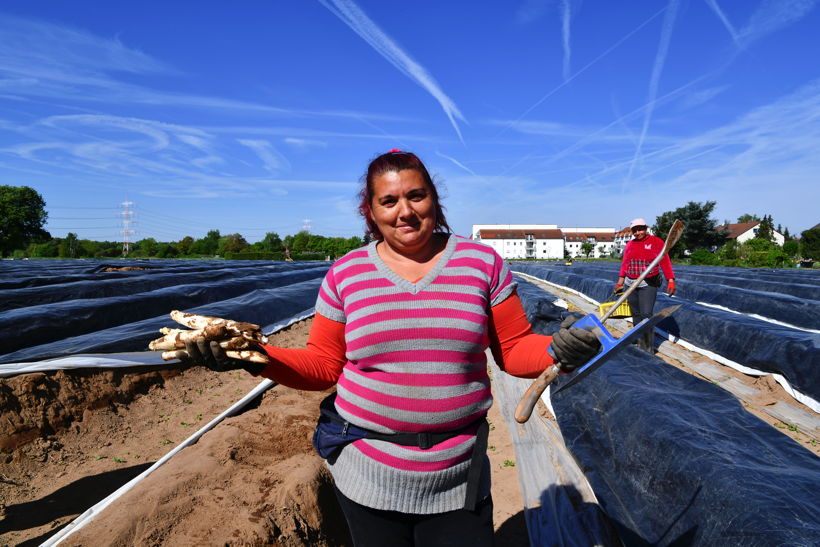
[630,218,647,228]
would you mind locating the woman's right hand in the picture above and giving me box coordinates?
[182,339,258,372]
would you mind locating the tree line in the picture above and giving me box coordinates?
[652,201,817,268]
[2,186,818,266]
[0,186,363,260]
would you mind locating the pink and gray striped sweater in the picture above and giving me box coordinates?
[315,234,515,514]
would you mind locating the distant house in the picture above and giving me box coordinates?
[613,227,632,257]
[718,222,785,246]
[562,228,617,258]
[471,224,564,259]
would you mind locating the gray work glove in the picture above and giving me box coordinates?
[549,315,601,372]
[182,339,265,374]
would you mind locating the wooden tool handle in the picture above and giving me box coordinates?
[514,364,561,423]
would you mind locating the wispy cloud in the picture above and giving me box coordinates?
[737,0,818,48]
[515,0,551,24]
[283,137,328,150]
[554,79,820,215]
[626,0,681,182]
[318,0,467,142]
[0,13,414,124]
[0,14,172,79]
[237,139,291,173]
[676,85,729,110]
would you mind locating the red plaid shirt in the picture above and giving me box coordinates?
[619,234,674,280]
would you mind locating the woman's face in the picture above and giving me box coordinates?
[369,169,436,254]
[631,225,648,240]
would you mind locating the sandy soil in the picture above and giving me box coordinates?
[0,319,528,546]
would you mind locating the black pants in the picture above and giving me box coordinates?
[627,284,658,352]
[333,486,494,547]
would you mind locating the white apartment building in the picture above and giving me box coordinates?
[562,227,618,258]
[471,224,630,259]
[471,224,564,259]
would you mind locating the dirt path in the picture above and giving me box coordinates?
[1,319,528,546]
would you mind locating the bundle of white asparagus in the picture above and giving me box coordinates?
[149,310,270,364]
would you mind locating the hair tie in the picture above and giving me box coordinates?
[387,148,403,154]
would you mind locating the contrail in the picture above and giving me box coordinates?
[561,0,572,81]
[319,0,466,143]
[436,151,477,176]
[704,0,740,45]
[496,5,667,138]
[625,0,680,183]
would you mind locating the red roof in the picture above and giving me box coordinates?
[717,222,759,239]
[478,229,564,239]
[564,232,616,242]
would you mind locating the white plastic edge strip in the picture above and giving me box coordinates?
[694,300,820,334]
[657,328,820,414]
[43,378,277,546]
[512,270,820,414]
[41,311,315,546]
[0,308,316,378]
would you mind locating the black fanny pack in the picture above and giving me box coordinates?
[645,274,663,287]
[312,392,489,510]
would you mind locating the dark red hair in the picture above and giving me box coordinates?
[357,150,451,241]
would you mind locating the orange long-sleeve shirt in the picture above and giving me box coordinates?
[256,291,554,390]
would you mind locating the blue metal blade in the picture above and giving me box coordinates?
[552,304,681,394]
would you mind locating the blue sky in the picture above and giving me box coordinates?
[1,0,818,243]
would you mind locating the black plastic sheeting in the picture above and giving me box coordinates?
[0,261,323,312]
[0,260,330,364]
[0,279,324,365]
[0,266,329,356]
[511,263,820,402]
[516,261,820,330]
[515,276,820,546]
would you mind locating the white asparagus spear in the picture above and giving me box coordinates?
[224,350,270,364]
[160,349,269,364]
[169,310,261,336]
[148,324,228,350]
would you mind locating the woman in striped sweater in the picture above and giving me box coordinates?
[187,150,600,546]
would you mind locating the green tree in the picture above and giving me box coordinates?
[80,239,101,257]
[580,241,594,258]
[739,238,789,267]
[136,237,158,257]
[191,229,221,255]
[690,249,720,265]
[801,228,820,261]
[257,232,283,253]
[0,185,50,256]
[654,201,727,258]
[755,214,775,242]
[291,230,311,254]
[737,213,761,223]
[783,240,799,257]
[29,239,59,258]
[59,232,79,258]
[217,233,249,255]
[718,239,739,260]
[176,236,194,256]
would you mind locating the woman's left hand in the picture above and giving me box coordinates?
[550,315,602,372]
[667,279,676,296]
